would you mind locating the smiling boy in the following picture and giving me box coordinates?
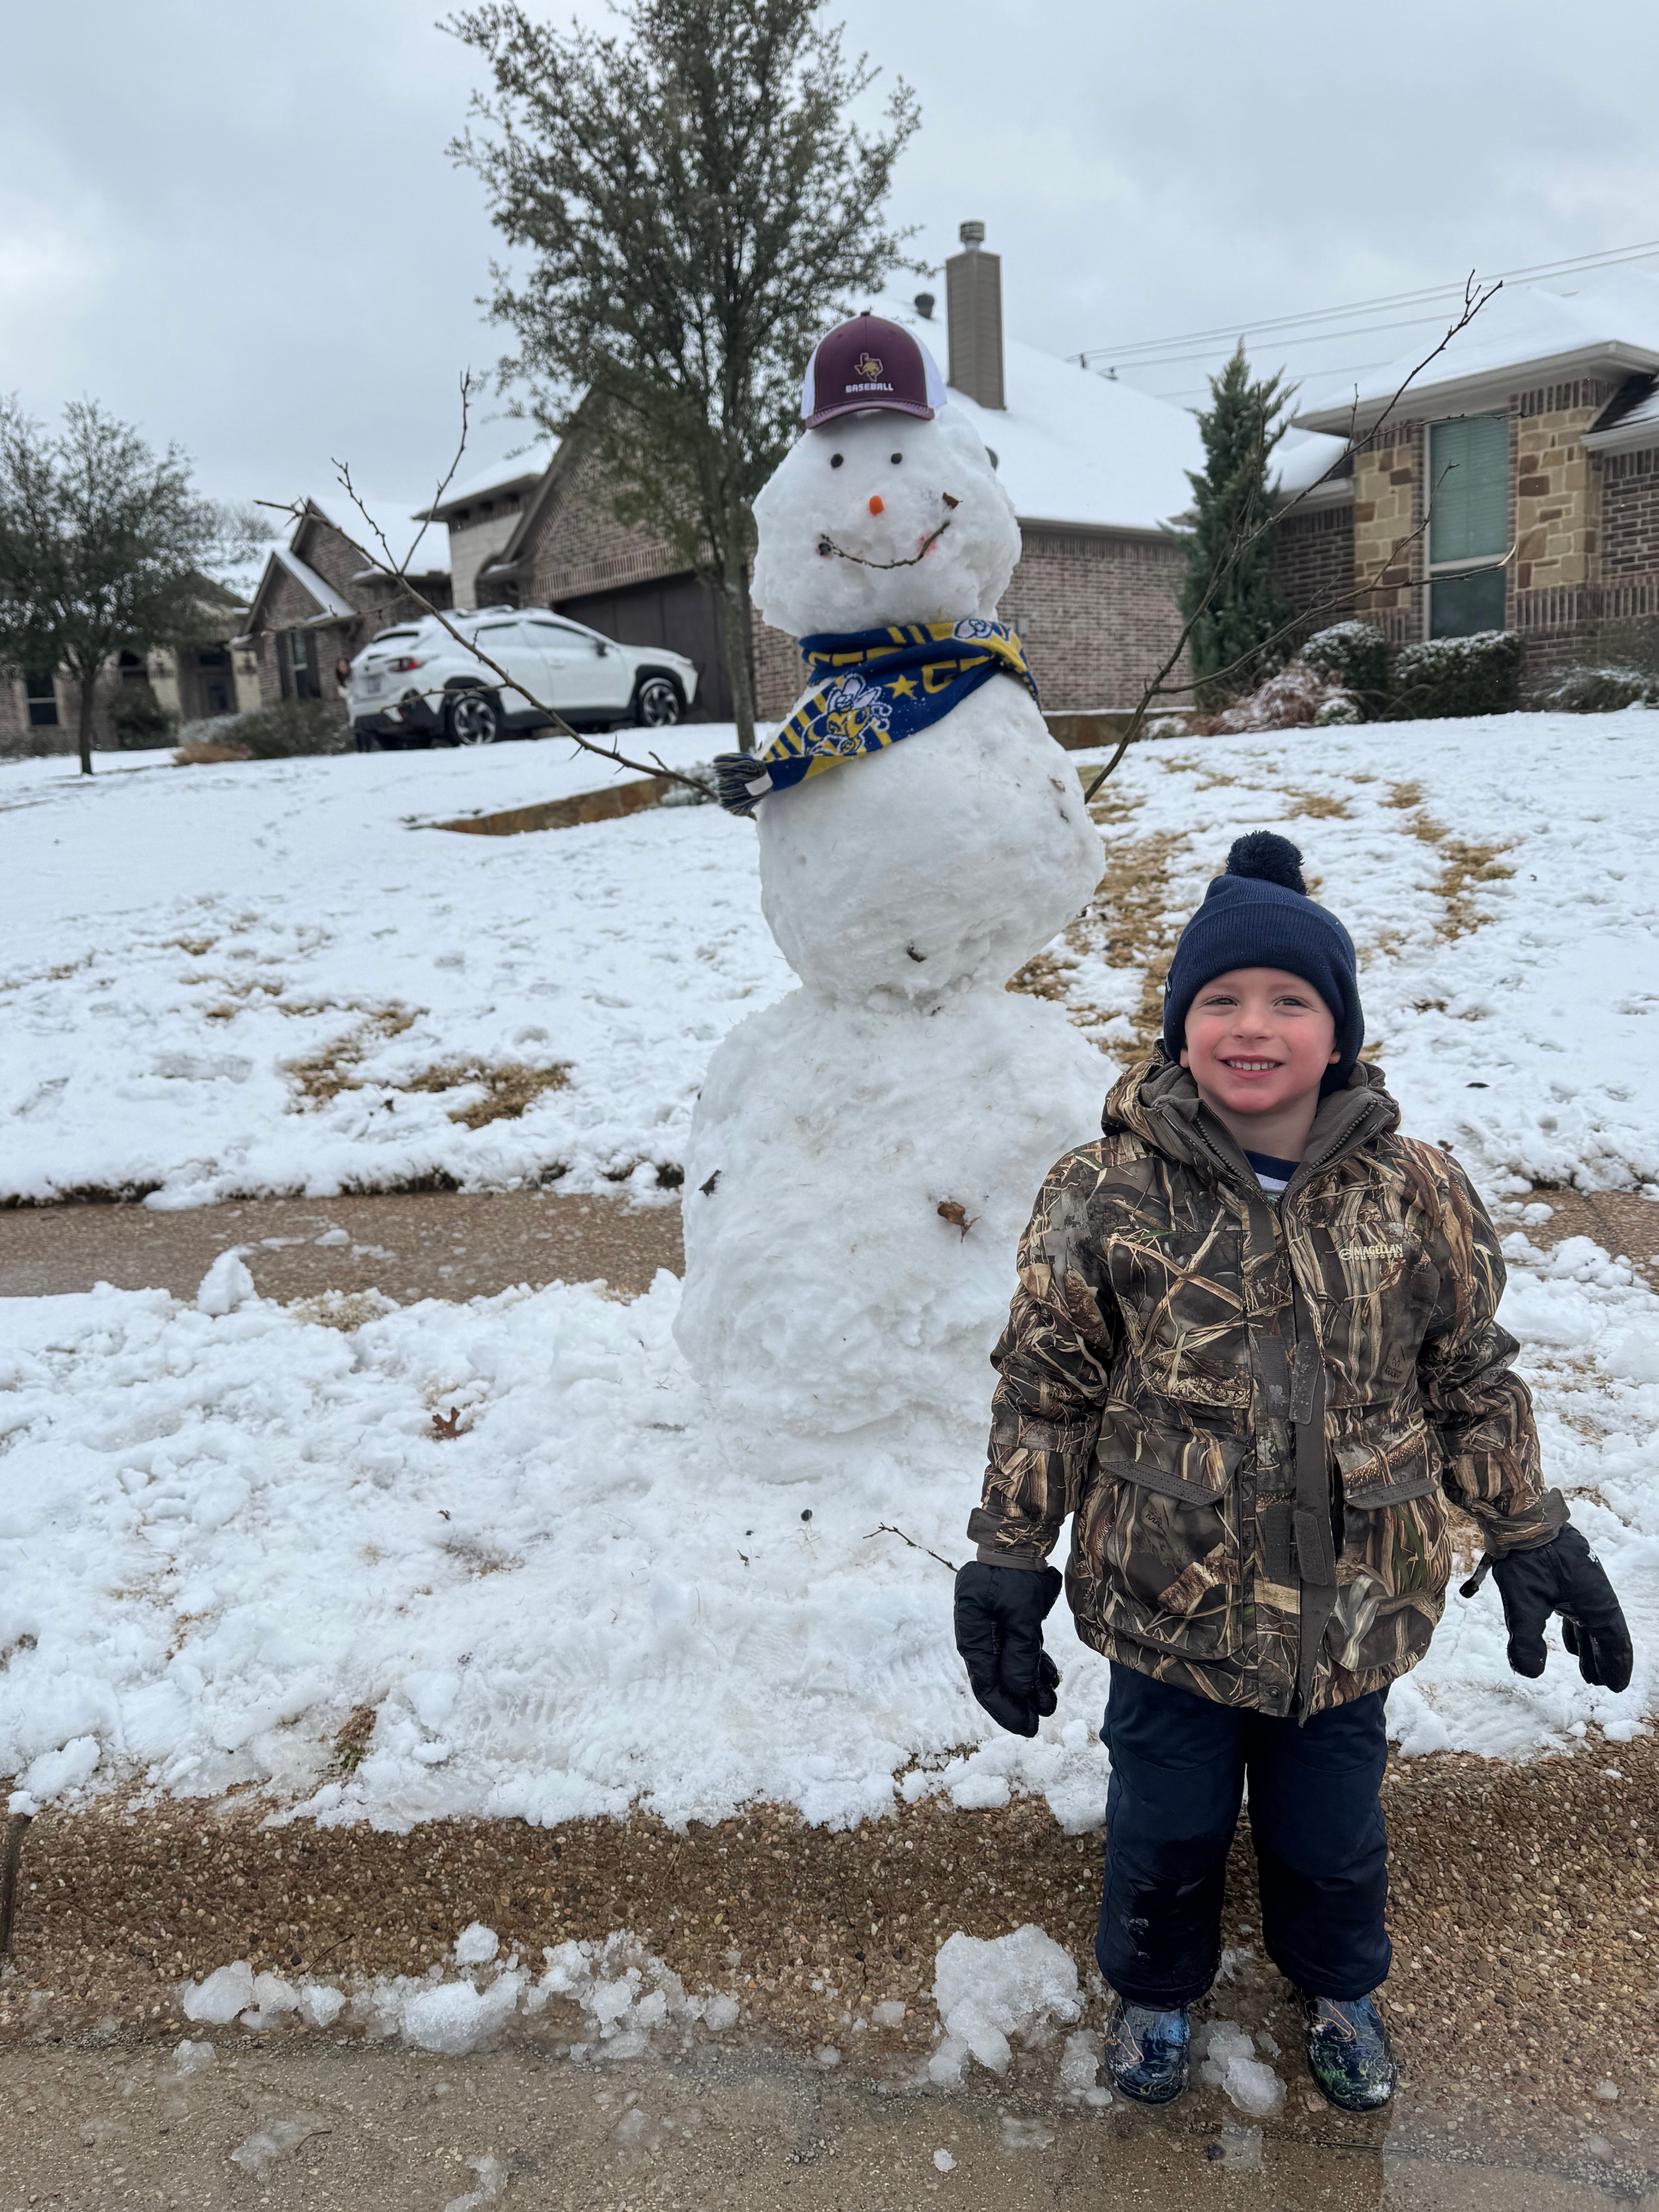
[953,832,1631,2111]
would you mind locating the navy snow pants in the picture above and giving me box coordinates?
[1097,1661,1391,2006]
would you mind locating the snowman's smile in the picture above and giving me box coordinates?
[816,507,956,568]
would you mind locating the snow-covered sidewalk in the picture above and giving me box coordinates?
[3,712,1658,1827]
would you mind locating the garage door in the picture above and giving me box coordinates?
[553,571,733,723]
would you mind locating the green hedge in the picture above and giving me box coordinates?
[1298,622,1389,715]
[1388,630,1521,721]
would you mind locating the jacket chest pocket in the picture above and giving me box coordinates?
[1075,1421,1246,1661]
[1105,1232,1251,1412]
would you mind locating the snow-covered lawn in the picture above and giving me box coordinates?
[3,711,1658,1829]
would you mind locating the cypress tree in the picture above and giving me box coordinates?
[1178,343,1291,709]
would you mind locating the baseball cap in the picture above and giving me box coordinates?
[800,313,947,428]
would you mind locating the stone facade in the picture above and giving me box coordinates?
[1279,371,1659,682]
[1350,418,1425,644]
[0,606,260,759]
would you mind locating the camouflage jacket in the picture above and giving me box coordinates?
[969,1056,1565,1717]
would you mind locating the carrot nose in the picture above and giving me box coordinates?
[867,494,884,515]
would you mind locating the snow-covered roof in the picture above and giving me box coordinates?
[418,447,558,522]
[1584,373,1659,455]
[877,297,1200,534]
[270,541,354,622]
[1272,428,1352,502]
[1296,270,1659,434]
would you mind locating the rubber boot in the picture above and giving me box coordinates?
[1104,1996,1190,2105]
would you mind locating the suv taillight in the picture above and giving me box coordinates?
[384,656,428,673]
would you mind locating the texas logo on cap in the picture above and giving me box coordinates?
[800,313,947,428]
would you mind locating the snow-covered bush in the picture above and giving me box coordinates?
[1388,630,1520,721]
[232,699,352,757]
[1298,621,1388,713]
[1195,659,1355,735]
[1542,664,1659,714]
[1313,695,1363,726]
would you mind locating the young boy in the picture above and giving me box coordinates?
[954,832,1631,2111]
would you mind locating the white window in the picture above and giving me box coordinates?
[1426,414,1508,637]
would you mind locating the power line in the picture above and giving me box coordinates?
[1079,235,1659,369]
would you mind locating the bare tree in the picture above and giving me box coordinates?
[0,398,268,776]
[447,0,921,752]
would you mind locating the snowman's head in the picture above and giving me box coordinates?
[751,406,1020,639]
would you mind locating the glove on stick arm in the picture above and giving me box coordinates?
[1480,1525,1633,1693]
[954,1561,1063,1738]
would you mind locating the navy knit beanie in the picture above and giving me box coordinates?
[1161,832,1363,1091]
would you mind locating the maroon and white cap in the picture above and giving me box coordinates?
[799,313,947,428]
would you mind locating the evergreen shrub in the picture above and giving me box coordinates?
[1388,631,1521,721]
[1298,622,1389,714]
[1543,665,1659,713]
[228,698,351,758]
[111,684,175,749]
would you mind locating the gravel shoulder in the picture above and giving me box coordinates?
[0,1189,684,1304]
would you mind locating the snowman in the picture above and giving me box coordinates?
[673,313,1106,1446]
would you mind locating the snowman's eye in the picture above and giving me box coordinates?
[890,452,903,464]
[830,453,844,469]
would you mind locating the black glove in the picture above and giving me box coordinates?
[1475,1526,1633,1693]
[953,1561,1063,1738]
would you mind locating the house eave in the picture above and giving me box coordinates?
[1293,339,1659,436]
[1015,514,1179,545]
[1582,414,1659,456]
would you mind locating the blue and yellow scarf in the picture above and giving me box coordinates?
[713,619,1040,818]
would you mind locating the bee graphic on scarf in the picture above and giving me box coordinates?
[817,671,894,757]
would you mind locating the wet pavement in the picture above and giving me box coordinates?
[2,2026,1652,2210]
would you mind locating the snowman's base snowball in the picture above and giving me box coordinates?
[757,680,1102,1000]
[674,982,1107,1436]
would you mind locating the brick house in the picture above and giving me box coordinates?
[425,227,1200,723]
[238,501,451,711]
[0,577,261,757]
[1276,272,1659,676]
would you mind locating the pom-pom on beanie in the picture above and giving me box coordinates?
[1161,832,1363,1090]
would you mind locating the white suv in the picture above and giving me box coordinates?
[346,606,700,749]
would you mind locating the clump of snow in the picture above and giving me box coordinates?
[1058,2027,1104,2099]
[445,2156,506,2211]
[196,1249,254,1316]
[927,1926,1082,2085]
[870,1999,907,2028]
[230,2113,330,2177]
[1196,2019,1285,2116]
[19,1736,99,1803]
[172,2038,215,2076]
[453,1921,500,1966]
[933,2148,956,2173]
[179,1960,256,2025]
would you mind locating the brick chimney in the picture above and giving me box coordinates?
[945,220,1005,410]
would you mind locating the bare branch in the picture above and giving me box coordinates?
[260,449,714,798]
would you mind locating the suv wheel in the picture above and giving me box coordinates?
[632,673,684,728]
[446,689,502,746]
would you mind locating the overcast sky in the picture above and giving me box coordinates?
[6,0,1659,514]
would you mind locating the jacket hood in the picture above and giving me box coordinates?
[1103,1052,1400,1187]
